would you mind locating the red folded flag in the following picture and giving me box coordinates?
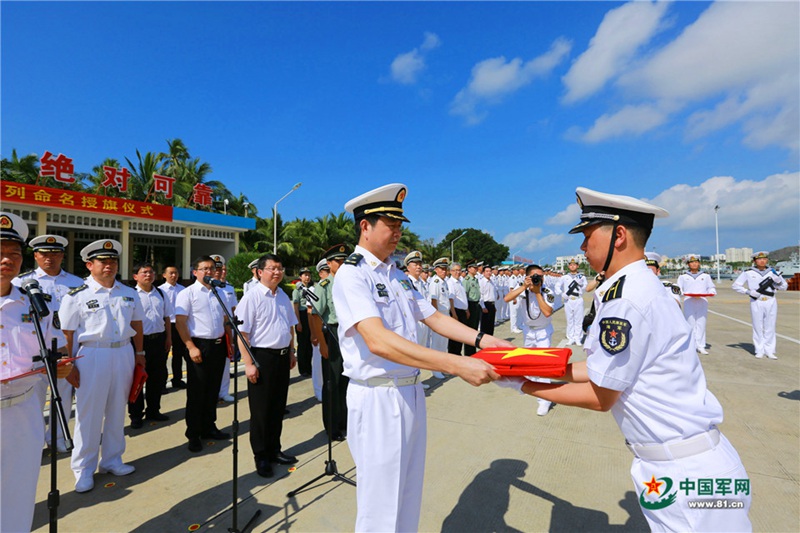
[473,347,572,378]
[129,364,148,403]
[683,293,715,298]
[0,355,82,384]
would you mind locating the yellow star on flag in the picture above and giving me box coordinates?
[500,348,561,360]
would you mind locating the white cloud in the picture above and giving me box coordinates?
[546,202,581,226]
[390,32,441,85]
[567,1,799,151]
[562,0,669,104]
[450,37,571,125]
[652,172,800,231]
[501,226,571,253]
[580,103,672,143]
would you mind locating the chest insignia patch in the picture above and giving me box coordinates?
[599,317,631,355]
[399,279,412,291]
[87,299,100,309]
[375,283,389,298]
[21,313,33,323]
[122,296,134,302]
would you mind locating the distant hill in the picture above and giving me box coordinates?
[770,245,800,262]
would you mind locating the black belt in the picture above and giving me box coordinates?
[327,322,339,327]
[192,336,224,345]
[144,332,165,340]
[253,346,291,356]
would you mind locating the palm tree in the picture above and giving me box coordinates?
[86,158,123,197]
[126,150,165,202]
[1,150,40,184]
[280,218,323,271]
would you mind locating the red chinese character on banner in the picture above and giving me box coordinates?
[192,183,213,206]
[101,166,130,192]
[39,151,75,183]
[152,174,176,199]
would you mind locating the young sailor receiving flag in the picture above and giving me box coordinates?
[495,187,751,532]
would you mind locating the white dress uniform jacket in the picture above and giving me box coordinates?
[559,273,588,344]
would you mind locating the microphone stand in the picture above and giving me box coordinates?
[287,324,355,498]
[30,306,72,533]
[205,279,261,533]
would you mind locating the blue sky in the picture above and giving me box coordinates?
[2,1,798,262]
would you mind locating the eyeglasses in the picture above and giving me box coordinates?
[261,267,285,273]
[196,267,216,272]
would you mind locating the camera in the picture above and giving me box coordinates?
[530,274,543,285]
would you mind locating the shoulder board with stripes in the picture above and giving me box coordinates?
[344,253,363,266]
[68,285,88,296]
[601,276,626,303]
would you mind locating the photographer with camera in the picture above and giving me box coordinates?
[504,264,557,416]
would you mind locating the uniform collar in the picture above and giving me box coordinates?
[86,276,120,292]
[598,259,646,291]
[35,266,64,279]
[355,245,393,272]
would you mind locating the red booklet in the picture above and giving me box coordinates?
[129,364,148,403]
[683,293,715,297]
[473,347,572,378]
[0,356,82,384]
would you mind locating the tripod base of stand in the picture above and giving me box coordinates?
[286,459,356,498]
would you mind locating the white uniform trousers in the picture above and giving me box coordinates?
[347,381,426,533]
[523,324,554,411]
[416,321,431,349]
[429,329,447,353]
[508,299,521,332]
[219,356,231,398]
[630,433,751,532]
[1,383,45,533]
[498,297,508,321]
[683,298,709,351]
[71,345,135,479]
[749,297,778,357]
[311,343,323,402]
[563,297,585,344]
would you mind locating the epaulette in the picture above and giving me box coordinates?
[68,285,88,296]
[432,278,440,283]
[601,276,626,303]
[17,269,35,278]
[18,287,52,301]
[319,278,330,287]
[344,253,363,266]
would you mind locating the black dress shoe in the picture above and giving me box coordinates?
[130,419,143,429]
[145,412,170,422]
[332,433,346,442]
[201,429,231,440]
[172,380,187,389]
[270,451,298,465]
[255,458,273,478]
[187,438,203,453]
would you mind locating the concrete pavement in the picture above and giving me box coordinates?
[32,284,799,532]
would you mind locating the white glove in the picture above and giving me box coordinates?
[494,376,528,393]
[748,290,760,299]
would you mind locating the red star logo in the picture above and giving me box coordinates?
[643,475,663,495]
[609,330,618,338]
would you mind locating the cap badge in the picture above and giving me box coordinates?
[103,241,114,249]
[395,188,407,203]
[0,215,11,229]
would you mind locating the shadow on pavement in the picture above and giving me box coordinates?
[442,459,647,532]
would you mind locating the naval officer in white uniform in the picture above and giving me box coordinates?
[732,251,787,359]
[677,255,716,354]
[1,213,68,532]
[61,239,145,493]
[332,183,511,532]
[497,188,751,532]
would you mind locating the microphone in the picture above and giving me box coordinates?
[203,276,226,288]
[21,279,51,318]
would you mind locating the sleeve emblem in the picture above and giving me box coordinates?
[599,317,631,355]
